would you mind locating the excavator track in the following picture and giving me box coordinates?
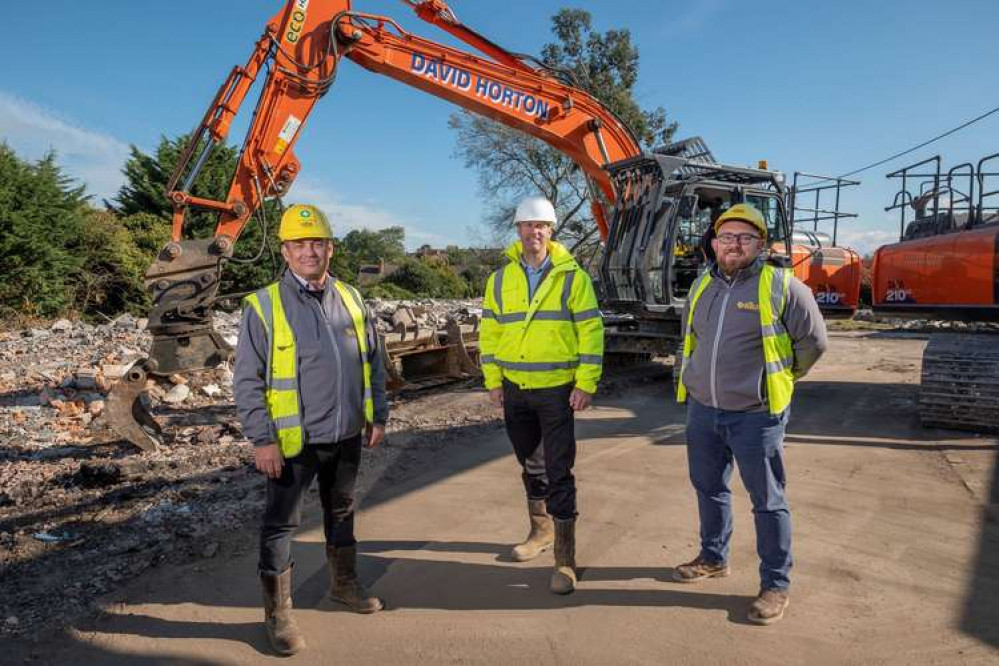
[919,333,999,432]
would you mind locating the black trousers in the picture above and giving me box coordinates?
[502,380,577,520]
[258,435,362,575]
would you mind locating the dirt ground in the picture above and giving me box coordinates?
[3,330,998,665]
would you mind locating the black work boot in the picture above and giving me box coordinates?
[261,567,306,656]
[511,499,555,562]
[327,544,384,613]
[549,517,577,595]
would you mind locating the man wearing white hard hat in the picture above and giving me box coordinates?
[479,195,604,595]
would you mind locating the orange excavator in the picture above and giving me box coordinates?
[872,153,999,431]
[107,0,813,449]
[784,172,863,318]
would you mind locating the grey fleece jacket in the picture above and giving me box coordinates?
[234,270,389,447]
[680,258,828,412]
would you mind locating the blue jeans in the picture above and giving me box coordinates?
[685,399,792,590]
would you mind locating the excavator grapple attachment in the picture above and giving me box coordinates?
[105,359,165,452]
[105,240,232,451]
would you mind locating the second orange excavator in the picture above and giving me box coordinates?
[873,152,999,431]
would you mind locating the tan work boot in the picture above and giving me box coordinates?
[511,499,555,562]
[328,544,385,614]
[748,588,789,625]
[671,555,731,583]
[549,517,577,595]
[261,568,306,656]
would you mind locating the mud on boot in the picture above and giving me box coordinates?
[328,544,385,614]
[748,588,789,625]
[261,567,307,656]
[671,554,731,583]
[549,517,577,595]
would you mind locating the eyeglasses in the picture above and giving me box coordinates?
[716,233,762,246]
[285,239,330,252]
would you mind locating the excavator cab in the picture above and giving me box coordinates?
[599,146,792,356]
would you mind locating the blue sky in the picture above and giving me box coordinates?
[3,0,998,253]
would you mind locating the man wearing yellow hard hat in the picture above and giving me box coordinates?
[233,204,388,655]
[673,202,827,625]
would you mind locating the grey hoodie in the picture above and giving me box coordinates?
[234,270,389,447]
[680,257,828,412]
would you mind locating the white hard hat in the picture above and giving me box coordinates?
[513,196,557,225]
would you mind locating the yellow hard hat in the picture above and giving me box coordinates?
[714,203,767,239]
[278,204,333,242]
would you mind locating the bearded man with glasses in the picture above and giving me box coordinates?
[672,203,828,625]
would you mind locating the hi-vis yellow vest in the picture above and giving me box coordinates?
[480,240,604,394]
[676,264,795,415]
[245,279,374,458]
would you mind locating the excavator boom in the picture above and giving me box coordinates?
[110,0,643,450]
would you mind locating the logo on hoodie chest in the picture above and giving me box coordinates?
[736,301,760,312]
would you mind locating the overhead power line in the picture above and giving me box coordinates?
[837,103,999,178]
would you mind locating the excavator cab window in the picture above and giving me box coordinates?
[669,191,715,298]
[746,193,786,244]
[666,187,789,298]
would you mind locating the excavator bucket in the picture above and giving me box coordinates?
[380,310,481,391]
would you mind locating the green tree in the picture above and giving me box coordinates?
[383,258,472,298]
[70,211,162,316]
[0,145,89,317]
[450,9,676,257]
[363,282,415,300]
[340,226,406,264]
[0,144,161,319]
[108,135,282,295]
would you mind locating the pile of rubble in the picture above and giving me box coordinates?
[369,298,483,336]
[0,299,490,640]
[852,308,999,332]
[1,299,483,454]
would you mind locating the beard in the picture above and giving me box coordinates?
[717,250,756,274]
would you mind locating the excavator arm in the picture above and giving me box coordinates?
[108,0,643,450]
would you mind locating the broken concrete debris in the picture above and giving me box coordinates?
[0,298,491,640]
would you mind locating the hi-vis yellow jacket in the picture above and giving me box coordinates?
[480,241,604,394]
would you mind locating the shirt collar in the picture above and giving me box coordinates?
[520,254,552,274]
[289,269,329,293]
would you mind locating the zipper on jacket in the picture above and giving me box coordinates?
[709,284,733,409]
[312,290,344,439]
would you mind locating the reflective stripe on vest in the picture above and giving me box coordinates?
[676,264,795,415]
[334,280,375,425]
[245,280,374,459]
[491,264,602,368]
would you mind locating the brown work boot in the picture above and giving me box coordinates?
[748,588,790,625]
[261,568,307,656]
[328,544,384,614]
[549,517,577,595]
[511,499,555,562]
[671,555,731,583]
